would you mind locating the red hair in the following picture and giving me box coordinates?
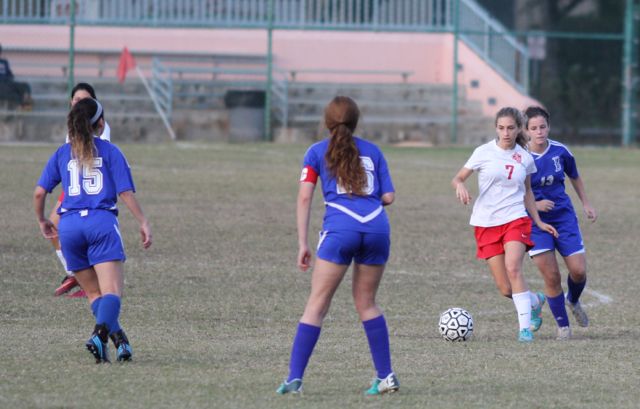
[324,96,366,196]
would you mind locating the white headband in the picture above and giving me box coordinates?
[90,99,103,125]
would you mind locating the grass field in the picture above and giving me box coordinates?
[1,142,639,409]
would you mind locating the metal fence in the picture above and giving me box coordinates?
[1,0,528,94]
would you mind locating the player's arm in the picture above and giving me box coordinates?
[5,60,14,79]
[297,164,318,272]
[451,167,473,205]
[381,192,395,206]
[33,186,57,239]
[119,190,152,249]
[524,176,558,237]
[569,176,597,222]
[297,181,315,272]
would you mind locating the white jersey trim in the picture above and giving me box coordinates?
[324,202,383,224]
[317,230,328,250]
[532,139,573,159]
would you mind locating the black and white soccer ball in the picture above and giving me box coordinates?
[438,307,474,341]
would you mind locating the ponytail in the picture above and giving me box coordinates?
[67,98,103,168]
[324,96,366,196]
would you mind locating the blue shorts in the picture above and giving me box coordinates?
[58,209,126,272]
[316,230,390,265]
[529,213,584,258]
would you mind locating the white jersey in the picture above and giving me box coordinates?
[464,140,536,227]
[65,121,111,143]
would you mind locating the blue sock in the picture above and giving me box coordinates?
[96,294,122,334]
[287,322,321,382]
[363,315,393,379]
[567,276,586,304]
[90,297,102,318]
[547,293,570,327]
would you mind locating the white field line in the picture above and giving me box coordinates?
[583,288,613,306]
[392,271,614,315]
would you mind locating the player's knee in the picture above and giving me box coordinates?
[353,297,376,316]
[545,271,562,289]
[504,266,522,282]
[569,267,587,282]
[304,297,332,321]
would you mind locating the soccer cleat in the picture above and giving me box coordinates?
[55,275,79,296]
[110,329,133,362]
[566,299,589,327]
[276,379,303,395]
[518,328,534,343]
[556,326,572,341]
[365,373,400,395]
[86,324,110,363]
[529,292,546,332]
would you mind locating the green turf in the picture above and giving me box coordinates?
[1,142,638,409]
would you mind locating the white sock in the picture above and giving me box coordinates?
[512,291,532,330]
[55,250,74,277]
[529,291,540,308]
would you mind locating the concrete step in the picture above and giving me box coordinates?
[0,111,167,142]
[288,82,464,100]
[30,94,157,113]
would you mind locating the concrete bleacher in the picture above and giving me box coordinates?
[1,75,495,144]
[0,76,167,142]
[280,82,495,145]
[0,45,497,144]
[0,46,273,141]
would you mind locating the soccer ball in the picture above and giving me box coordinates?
[438,307,474,341]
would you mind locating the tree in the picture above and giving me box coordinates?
[511,0,625,140]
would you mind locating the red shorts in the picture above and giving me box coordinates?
[474,216,534,260]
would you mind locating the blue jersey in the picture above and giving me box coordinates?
[302,137,395,233]
[530,139,579,221]
[37,138,135,216]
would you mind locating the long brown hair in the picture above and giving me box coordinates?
[495,107,528,149]
[67,98,103,169]
[324,96,366,196]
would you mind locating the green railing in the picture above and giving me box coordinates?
[2,0,529,93]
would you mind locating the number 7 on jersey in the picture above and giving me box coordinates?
[505,164,514,180]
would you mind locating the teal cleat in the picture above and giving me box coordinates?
[518,328,534,343]
[530,291,546,332]
[276,379,303,395]
[365,373,400,395]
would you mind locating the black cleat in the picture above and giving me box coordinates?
[110,329,133,362]
[86,324,110,364]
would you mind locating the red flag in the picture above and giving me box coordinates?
[117,47,136,84]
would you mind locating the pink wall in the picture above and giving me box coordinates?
[453,40,540,116]
[1,25,536,114]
